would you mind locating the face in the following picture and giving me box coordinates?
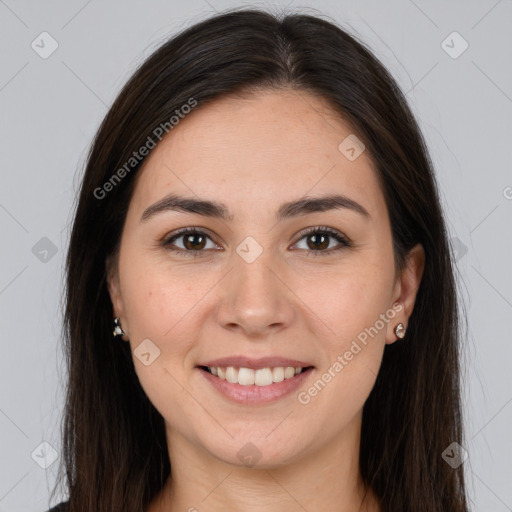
[107,89,424,468]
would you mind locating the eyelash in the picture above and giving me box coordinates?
[161,226,352,258]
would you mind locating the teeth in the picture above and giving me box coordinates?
[225,366,238,383]
[284,366,295,379]
[207,366,305,386]
[272,367,284,383]
[255,368,273,386]
[238,367,255,385]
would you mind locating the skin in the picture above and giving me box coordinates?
[107,88,424,512]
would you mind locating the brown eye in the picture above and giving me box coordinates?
[181,232,207,250]
[163,228,218,257]
[293,227,351,256]
[163,226,351,258]
[305,232,330,250]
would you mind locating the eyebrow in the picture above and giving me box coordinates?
[140,193,370,223]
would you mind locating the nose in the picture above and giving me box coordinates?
[215,249,296,338]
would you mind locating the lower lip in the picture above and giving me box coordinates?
[197,367,314,405]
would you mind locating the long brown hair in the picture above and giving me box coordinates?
[51,8,469,511]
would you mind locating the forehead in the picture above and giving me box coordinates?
[128,89,385,221]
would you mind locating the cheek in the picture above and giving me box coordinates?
[304,257,394,347]
[303,259,393,407]
[119,273,197,425]
[300,300,386,438]
[119,246,205,341]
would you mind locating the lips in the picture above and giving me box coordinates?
[195,355,315,403]
[197,356,314,369]
[197,363,314,404]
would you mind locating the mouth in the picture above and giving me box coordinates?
[196,364,315,404]
[198,365,315,386]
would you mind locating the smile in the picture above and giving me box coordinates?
[197,365,315,404]
[201,365,309,386]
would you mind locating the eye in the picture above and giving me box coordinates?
[292,226,352,256]
[162,228,220,257]
[162,226,351,258]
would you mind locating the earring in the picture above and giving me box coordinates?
[113,317,126,338]
[394,323,406,339]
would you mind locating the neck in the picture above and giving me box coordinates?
[148,411,381,512]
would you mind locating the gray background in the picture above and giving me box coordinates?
[0,0,511,510]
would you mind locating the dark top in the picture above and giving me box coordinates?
[47,501,69,512]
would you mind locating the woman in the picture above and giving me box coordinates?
[48,8,469,512]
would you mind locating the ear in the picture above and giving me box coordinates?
[386,243,425,345]
[106,253,129,341]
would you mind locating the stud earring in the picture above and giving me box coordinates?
[113,317,126,338]
[394,323,406,339]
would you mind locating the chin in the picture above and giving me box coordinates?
[204,435,309,470]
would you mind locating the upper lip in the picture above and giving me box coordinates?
[198,356,315,369]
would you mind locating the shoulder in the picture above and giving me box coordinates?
[46,501,69,512]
